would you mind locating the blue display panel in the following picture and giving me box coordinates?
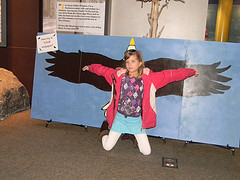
[32,33,240,147]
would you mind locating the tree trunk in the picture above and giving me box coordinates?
[149,0,159,38]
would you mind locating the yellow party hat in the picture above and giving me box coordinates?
[127,38,136,51]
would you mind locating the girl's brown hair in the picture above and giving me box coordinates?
[122,50,145,78]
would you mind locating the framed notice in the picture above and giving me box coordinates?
[42,0,111,35]
[0,0,7,47]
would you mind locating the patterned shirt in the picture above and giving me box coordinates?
[117,75,144,117]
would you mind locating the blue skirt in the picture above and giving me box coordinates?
[111,112,146,134]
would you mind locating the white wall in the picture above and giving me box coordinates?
[110,0,209,41]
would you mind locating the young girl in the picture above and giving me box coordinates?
[82,39,199,155]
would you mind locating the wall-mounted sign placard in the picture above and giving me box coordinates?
[57,2,105,35]
[36,33,58,54]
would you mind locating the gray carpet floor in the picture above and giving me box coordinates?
[1,110,240,180]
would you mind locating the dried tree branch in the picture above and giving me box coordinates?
[137,0,185,38]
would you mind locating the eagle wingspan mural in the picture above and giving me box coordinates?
[45,50,232,98]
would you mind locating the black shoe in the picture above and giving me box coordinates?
[98,129,109,142]
[98,120,109,142]
[99,120,109,133]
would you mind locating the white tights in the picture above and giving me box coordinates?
[102,130,151,155]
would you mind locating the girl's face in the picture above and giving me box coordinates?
[125,55,142,77]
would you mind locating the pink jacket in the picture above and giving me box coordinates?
[89,64,196,129]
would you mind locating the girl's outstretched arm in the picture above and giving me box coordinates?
[151,68,197,90]
[83,64,116,85]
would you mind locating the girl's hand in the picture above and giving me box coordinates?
[143,68,151,75]
[82,66,88,71]
[194,69,199,77]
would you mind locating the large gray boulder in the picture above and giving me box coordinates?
[0,68,30,121]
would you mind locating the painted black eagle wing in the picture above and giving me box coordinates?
[46,50,81,83]
[45,50,123,91]
[145,58,231,97]
[184,62,232,97]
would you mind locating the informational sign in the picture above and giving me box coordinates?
[57,2,105,35]
[36,33,58,54]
